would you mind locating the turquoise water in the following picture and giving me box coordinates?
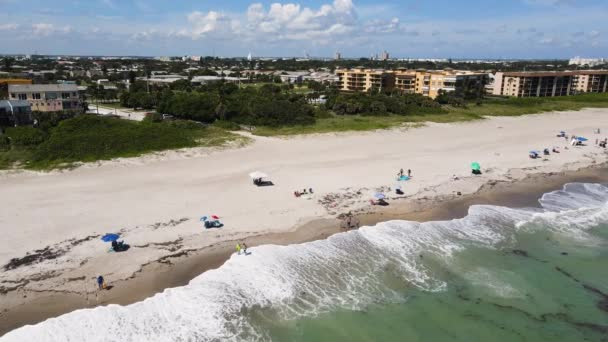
[264,227,608,341]
[3,183,608,342]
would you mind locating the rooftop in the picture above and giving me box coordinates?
[501,70,608,77]
[8,84,80,92]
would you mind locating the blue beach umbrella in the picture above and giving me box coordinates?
[101,233,120,242]
[576,137,588,142]
[200,216,208,222]
[374,192,386,199]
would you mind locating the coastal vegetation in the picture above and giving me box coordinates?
[254,92,608,136]
[0,114,242,170]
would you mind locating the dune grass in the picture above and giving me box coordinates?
[0,115,243,170]
[255,93,608,136]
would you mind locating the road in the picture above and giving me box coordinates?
[87,104,147,121]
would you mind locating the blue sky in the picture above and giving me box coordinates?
[0,0,606,58]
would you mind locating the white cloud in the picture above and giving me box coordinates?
[30,23,71,37]
[179,0,360,43]
[0,23,18,30]
[32,23,55,36]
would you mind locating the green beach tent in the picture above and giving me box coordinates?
[471,162,481,171]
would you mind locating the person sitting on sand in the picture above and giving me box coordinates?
[309,188,314,194]
[294,191,300,197]
[452,174,459,181]
[302,189,308,195]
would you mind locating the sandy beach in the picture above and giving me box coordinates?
[2,108,608,335]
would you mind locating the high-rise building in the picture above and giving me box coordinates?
[334,52,342,60]
[380,51,390,61]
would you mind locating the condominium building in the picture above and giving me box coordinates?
[493,70,608,97]
[411,69,487,99]
[393,69,417,94]
[8,84,83,113]
[336,68,394,92]
[573,71,608,93]
[337,68,487,99]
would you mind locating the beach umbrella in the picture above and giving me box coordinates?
[577,137,588,142]
[471,162,481,171]
[101,233,120,242]
[374,192,386,199]
[211,215,220,220]
[249,171,268,179]
[529,150,540,154]
[200,216,208,222]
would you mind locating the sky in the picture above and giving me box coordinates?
[0,0,606,58]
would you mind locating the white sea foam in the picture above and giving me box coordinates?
[3,183,608,342]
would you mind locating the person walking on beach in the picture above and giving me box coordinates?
[408,169,412,177]
[236,243,241,255]
[97,275,105,290]
[399,168,404,177]
[242,243,248,255]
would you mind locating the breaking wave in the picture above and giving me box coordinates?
[2,183,608,342]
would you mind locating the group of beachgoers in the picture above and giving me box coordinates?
[294,188,314,197]
[397,168,412,179]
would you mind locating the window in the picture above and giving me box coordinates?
[33,93,41,100]
[18,93,27,100]
[10,93,16,99]
[46,92,57,100]
[62,92,71,99]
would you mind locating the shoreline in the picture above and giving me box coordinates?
[2,164,608,335]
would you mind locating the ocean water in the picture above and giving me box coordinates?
[2,183,608,341]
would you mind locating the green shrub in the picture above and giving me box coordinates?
[0,135,10,151]
[143,112,163,123]
[313,107,333,119]
[213,120,241,130]
[5,127,47,147]
[168,119,205,130]
[30,115,210,166]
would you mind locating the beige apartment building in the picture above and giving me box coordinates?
[492,70,608,97]
[337,68,487,99]
[573,71,608,93]
[8,84,83,112]
[336,68,394,92]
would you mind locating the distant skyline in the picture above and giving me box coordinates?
[0,0,606,58]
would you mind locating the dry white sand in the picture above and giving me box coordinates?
[1,109,608,297]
